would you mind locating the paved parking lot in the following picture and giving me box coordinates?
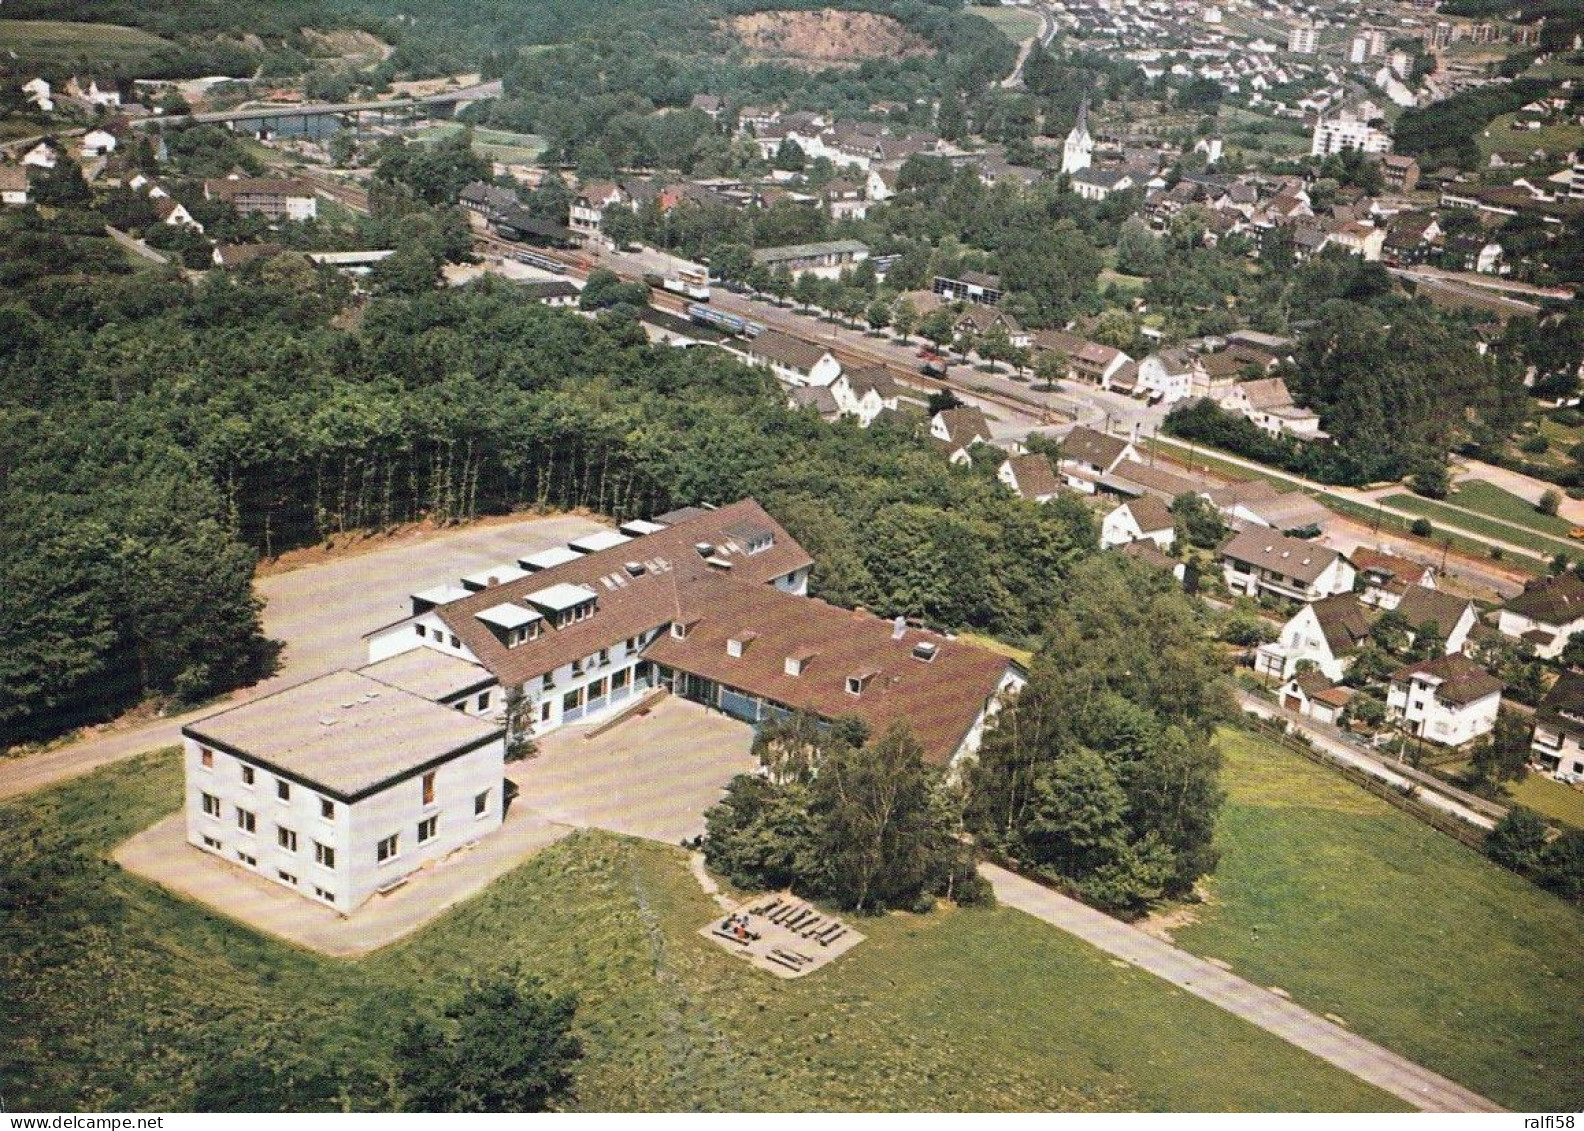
[510,695,757,844]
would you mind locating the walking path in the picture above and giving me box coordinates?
[980,863,1505,1113]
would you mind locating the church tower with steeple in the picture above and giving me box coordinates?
[1062,97,1093,175]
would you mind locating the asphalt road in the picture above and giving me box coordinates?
[0,513,608,801]
[982,863,1505,1112]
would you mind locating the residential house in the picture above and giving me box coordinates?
[955,304,1031,351]
[690,94,725,120]
[516,279,581,307]
[1394,587,1479,656]
[1192,350,1243,399]
[1387,653,1503,747]
[0,167,31,207]
[21,142,57,169]
[204,177,317,221]
[1117,539,1189,585]
[1496,572,1584,659]
[1352,547,1437,609]
[829,367,901,428]
[69,76,121,108]
[738,330,842,388]
[182,669,506,914]
[212,242,283,269]
[1071,341,1133,389]
[1255,593,1373,681]
[1327,220,1386,261]
[821,179,869,221]
[1136,349,1202,404]
[568,181,629,243]
[1219,528,1356,603]
[1058,425,1138,493]
[930,407,993,465]
[1278,670,1356,725]
[458,180,522,221]
[21,78,53,113]
[1380,154,1420,193]
[153,196,203,231]
[81,128,117,158]
[998,453,1060,503]
[1530,672,1584,782]
[1220,377,1326,440]
[1100,496,1177,552]
[866,166,899,203]
[787,385,841,421]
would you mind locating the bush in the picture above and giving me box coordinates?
[1539,488,1562,517]
[1409,518,1434,538]
[1521,434,1550,456]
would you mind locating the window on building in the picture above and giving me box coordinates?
[237,851,257,867]
[563,689,581,713]
[201,792,221,818]
[450,634,460,648]
[416,624,427,638]
[543,673,555,692]
[598,648,609,666]
[277,779,291,802]
[314,841,335,868]
[314,886,335,904]
[572,657,584,676]
[277,826,298,852]
[236,807,256,834]
[202,835,222,850]
[478,691,491,711]
[377,834,400,863]
[612,667,630,691]
[240,764,255,787]
[320,797,335,820]
[422,771,436,806]
[199,747,214,768]
[278,870,298,885]
[418,816,438,844]
[474,790,490,817]
[540,701,552,723]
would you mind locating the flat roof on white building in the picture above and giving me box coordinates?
[475,602,541,630]
[620,518,667,536]
[568,530,632,554]
[358,648,495,703]
[184,670,502,799]
[518,546,582,571]
[526,582,600,612]
[412,583,471,607]
[460,563,530,590]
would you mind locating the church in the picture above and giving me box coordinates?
[1062,98,1093,176]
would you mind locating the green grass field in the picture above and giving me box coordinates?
[1172,728,1584,1112]
[1383,493,1579,559]
[968,5,1043,41]
[0,19,171,69]
[1505,772,1584,830]
[1446,479,1574,539]
[1477,111,1584,163]
[1,749,1407,1112]
[412,122,546,165]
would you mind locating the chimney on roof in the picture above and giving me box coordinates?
[891,614,907,641]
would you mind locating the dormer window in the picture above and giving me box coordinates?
[785,648,816,677]
[672,618,700,640]
[727,631,758,658]
[846,669,877,696]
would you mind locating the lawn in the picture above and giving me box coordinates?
[1477,111,1584,164]
[1504,772,1584,831]
[968,5,1043,41]
[0,749,1405,1112]
[0,19,172,69]
[411,122,546,164]
[1172,728,1584,1113]
[1446,479,1573,539]
[1383,493,1579,559]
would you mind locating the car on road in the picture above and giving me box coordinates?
[1570,527,1584,540]
[920,361,947,378]
[918,348,943,361]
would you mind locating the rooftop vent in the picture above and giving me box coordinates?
[912,641,939,663]
[891,614,907,641]
[624,561,646,577]
[695,541,716,558]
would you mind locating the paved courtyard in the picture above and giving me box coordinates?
[510,695,758,844]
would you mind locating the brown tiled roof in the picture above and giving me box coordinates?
[1201,351,1246,380]
[1537,671,1584,732]
[936,406,992,447]
[843,365,898,400]
[0,167,29,193]
[1117,540,1177,572]
[1218,528,1345,585]
[1353,548,1433,593]
[644,575,1014,765]
[1236,376,1297,410]
[1061,425,1130,472]
[1391,653,1503,706]
[433,500,812,689]
[1003,453,1059,500]
[1121,494,1174,534]
[1104,460,1200,500]
[1030,328,1087,357]
[1310,593,1373,655]
[746,329,832,374]
[1394,588,1472,638]
[1505,572,1584,626]
[214,242,283,268]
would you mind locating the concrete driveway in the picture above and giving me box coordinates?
[509,696,757,844]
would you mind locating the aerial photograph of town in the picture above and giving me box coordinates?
[0,0,1580,1117]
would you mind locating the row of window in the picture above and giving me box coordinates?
[198,748,338,820]
[201,835,338,904]
[376,791,491,866]
[415,623,462,649]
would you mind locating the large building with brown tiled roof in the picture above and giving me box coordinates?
[364,499,1021,766]
[1387,653,1502,747]
[1497,572,1584,660]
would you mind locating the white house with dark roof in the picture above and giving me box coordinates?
[1387,654,1502,747]
[1394,587,1478,656]
[1255,592,1372,681]
[182,670,505,913]
[1278,671,1355,725]
[737,330,842,387]
[1530,672,1584,782]
[1100,496,1176,551]
[930,407,993,465]
[1058,425,1137,493]
[1496,572,1584,659]
[1219,528,1355,603]
[0,167,31,206]
[1220,377,1326,440]
[1137,349,1203,404]
[830,367,901,427]
[998,453,1060,503]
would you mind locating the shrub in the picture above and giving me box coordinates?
[1521,434,1550,456]
[1538,488,1562,517]
[1409,518,1433,538]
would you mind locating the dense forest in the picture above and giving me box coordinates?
[0,196,1097,745]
